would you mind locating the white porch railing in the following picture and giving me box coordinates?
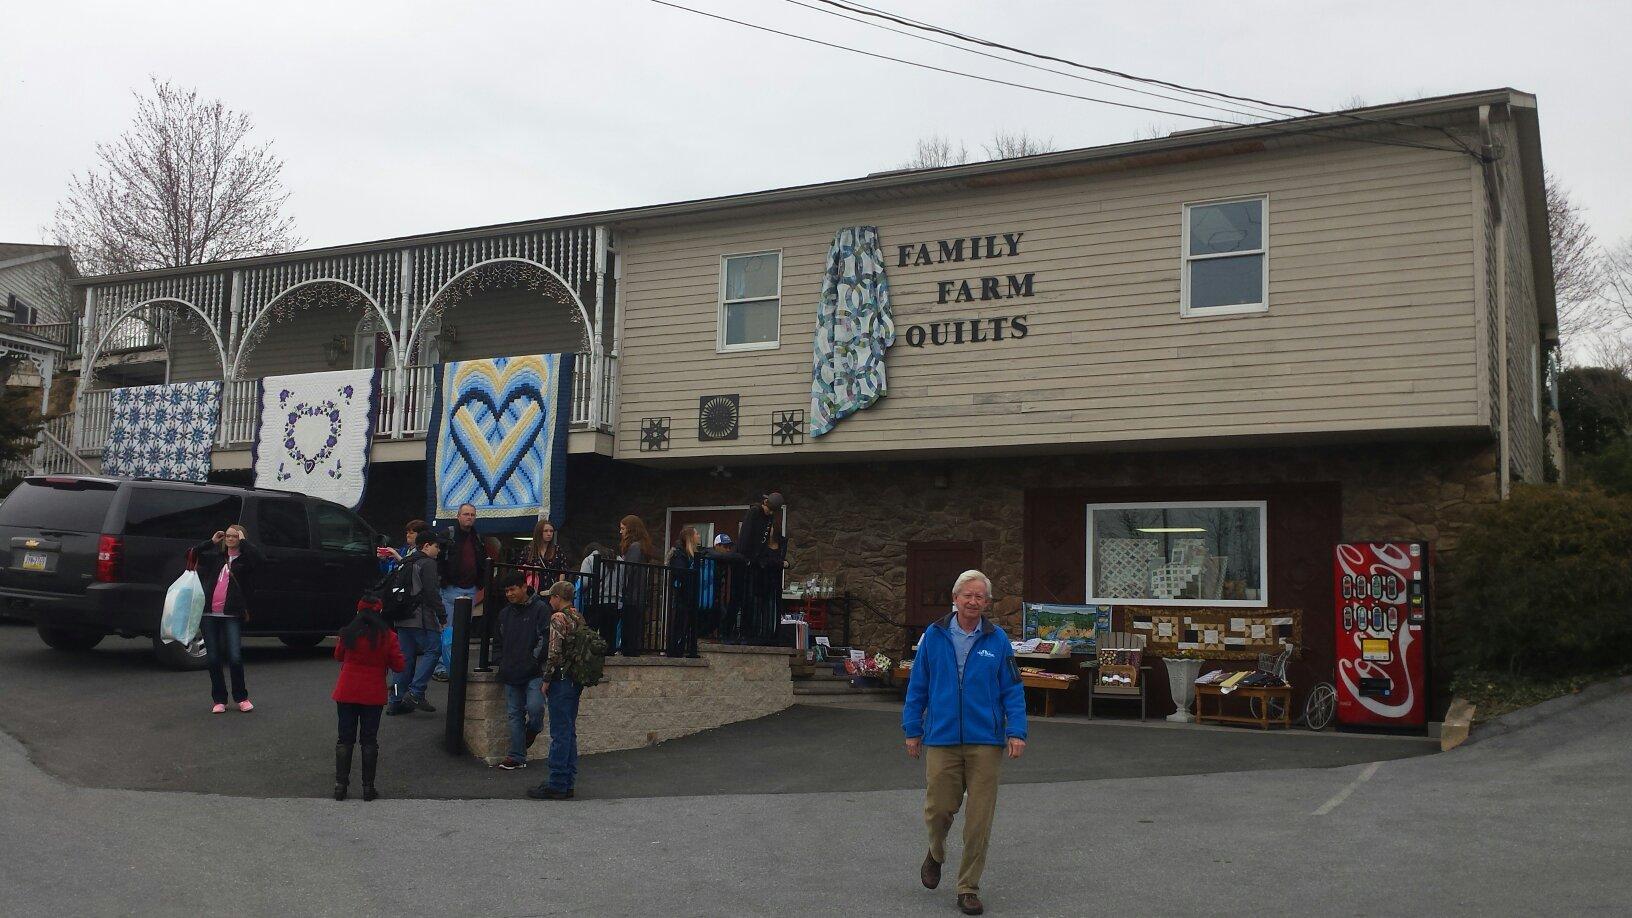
[73,352,616,456]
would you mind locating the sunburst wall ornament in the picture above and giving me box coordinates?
[698,394,740,442]
[640,416,671,452]
[771,409,805,446]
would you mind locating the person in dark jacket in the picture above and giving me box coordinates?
[190,524,265,714]
[331,595,405,801]
[435,503,488,680]
[388,532,444,715]
[665,527,703,658]
[616,515,656,656]
[521,518,574,585]
[491,572,549,770]
[901,570,1027,916]
[578,542,618,651]
[737,491,786,643]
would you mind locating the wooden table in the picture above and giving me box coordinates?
[1194,683,1292,729]
[1020,672,1076,717]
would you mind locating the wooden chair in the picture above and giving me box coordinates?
[1083,632,1151,720]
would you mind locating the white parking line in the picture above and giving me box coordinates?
[1312,761,1381,816]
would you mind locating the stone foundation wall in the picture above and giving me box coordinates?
[565,440,1501,656]
[462,643,794,763]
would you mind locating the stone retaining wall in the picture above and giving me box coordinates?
[462,642,795,763]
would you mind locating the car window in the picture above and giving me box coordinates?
[123,488,243,540]
[0,479,117,532]
[256,499,310,550]
[313,503,373,554]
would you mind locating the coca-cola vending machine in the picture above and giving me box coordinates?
[1334,541,1431,731]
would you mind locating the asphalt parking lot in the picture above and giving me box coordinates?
[0,621,1434,800]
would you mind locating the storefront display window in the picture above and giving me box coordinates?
[1086,501,1266,607]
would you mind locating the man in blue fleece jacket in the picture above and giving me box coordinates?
[902,569,1027,916]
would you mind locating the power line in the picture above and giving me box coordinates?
[818,0,1484,159]
[646,0,1473,157]
[779,0,1293,126]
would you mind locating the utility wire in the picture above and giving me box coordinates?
[780,0,1292,126]
[818,0,1484,159]
[647,0,1472,157]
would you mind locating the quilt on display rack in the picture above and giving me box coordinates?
[1125,607,1302,660]
[425,354,574,532]
[1022,603,1111,654]
[251,369,378,510]
[102,382,222,482]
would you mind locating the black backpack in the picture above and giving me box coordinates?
[372,553,421,623]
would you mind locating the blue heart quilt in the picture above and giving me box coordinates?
[425,354,574,532]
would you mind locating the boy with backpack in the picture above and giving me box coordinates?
[527,579,601,800]
[491,572,549,770]
[387,531,444,716]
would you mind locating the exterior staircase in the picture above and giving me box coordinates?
[790,661,901,704]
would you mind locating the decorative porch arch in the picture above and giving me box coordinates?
[409,257,598,366]
[230,277,394,379]
[71,297,230,423]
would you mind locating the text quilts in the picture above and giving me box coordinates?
[102,382,222,482]
[251,369,378,509]
[426,354,574,532]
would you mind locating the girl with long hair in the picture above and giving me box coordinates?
[617,515,656,656]
[666,527,703,658]
[331,595,405,801]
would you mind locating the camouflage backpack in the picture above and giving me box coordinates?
[556,608,606,687]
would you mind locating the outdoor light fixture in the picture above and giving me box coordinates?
[322,334,351,366]
[1136,527,1207,533]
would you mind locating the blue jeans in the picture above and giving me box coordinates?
[200,615,246,704]
[504,677,545,760]
[393,627,439,700]
[437,585,478,674]
[545,677,582,791]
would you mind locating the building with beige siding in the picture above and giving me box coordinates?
[64,89,1555,717]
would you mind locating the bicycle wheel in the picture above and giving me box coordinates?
[1303,682,1337,731]
[1248,696,1288,720]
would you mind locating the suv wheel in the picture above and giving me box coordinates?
[278,634,326,649]
[36,624,105,652]
[151,633,209,670]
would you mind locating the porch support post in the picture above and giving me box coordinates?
[220,271,243,449]
[72,288,94,451]
[589,228,608,429]
[32,353,55,472]
[395,250,413,439]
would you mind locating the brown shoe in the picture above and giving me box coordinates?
[920,852,942,889]
[958,892,984,915]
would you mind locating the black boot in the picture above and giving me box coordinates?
[333,743,353,801]
[361,744,380,801]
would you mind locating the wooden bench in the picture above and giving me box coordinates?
[1194,683,1292,730]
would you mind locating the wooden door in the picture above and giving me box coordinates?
[906,541,983,642]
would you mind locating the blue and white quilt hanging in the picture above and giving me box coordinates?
[102,381,222,482]
[810,225,894,437]
[425,354,574,532]
[251,369,378,509]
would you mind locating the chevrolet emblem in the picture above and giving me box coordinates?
[24,539,40,549]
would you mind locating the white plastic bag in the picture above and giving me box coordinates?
[161,569,206,645]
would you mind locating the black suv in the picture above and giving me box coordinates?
[0,475,385,668]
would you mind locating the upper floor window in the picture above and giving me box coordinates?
[1181,196,1268,316]
[719,251,781,351]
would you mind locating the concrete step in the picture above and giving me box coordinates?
[792,680,900,697]
[795,690,900,704]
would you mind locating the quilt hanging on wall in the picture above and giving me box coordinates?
[425,354,574,532]
[810,225,894,437]
[103,382,222,482]
[1125,607,1302,661]
[251,369,378,510]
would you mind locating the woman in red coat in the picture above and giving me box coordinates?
[332,596,405,801]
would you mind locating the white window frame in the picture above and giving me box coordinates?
[717,250,782,353]
[1180,194,1270,318]
[1084,499,1269,608]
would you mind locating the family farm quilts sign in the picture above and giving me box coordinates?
[251,369,378,509]
[425,354,574,531]
[102,381,222,482]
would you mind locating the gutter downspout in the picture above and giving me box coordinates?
[1481,104,1510,499]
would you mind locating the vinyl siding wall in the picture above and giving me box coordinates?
[0,258,77,323]
[1494,119,1546,483]
[614,135,1483,462]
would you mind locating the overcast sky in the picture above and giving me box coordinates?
[2,0,1627,254]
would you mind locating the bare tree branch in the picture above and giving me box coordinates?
[981,130,1056,160]
[900,134,970,170]
[51,78,301,275]
[1546,171,1609,343]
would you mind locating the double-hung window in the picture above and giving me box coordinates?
[1181,196,1268,316]
[719,251,781,351]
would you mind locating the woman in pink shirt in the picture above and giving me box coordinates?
[189,524,265,713]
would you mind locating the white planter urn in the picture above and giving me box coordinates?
[1165,658,1204,723]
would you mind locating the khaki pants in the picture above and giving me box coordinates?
[923,743,1004,894]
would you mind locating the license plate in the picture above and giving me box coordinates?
[21,552,49,572]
